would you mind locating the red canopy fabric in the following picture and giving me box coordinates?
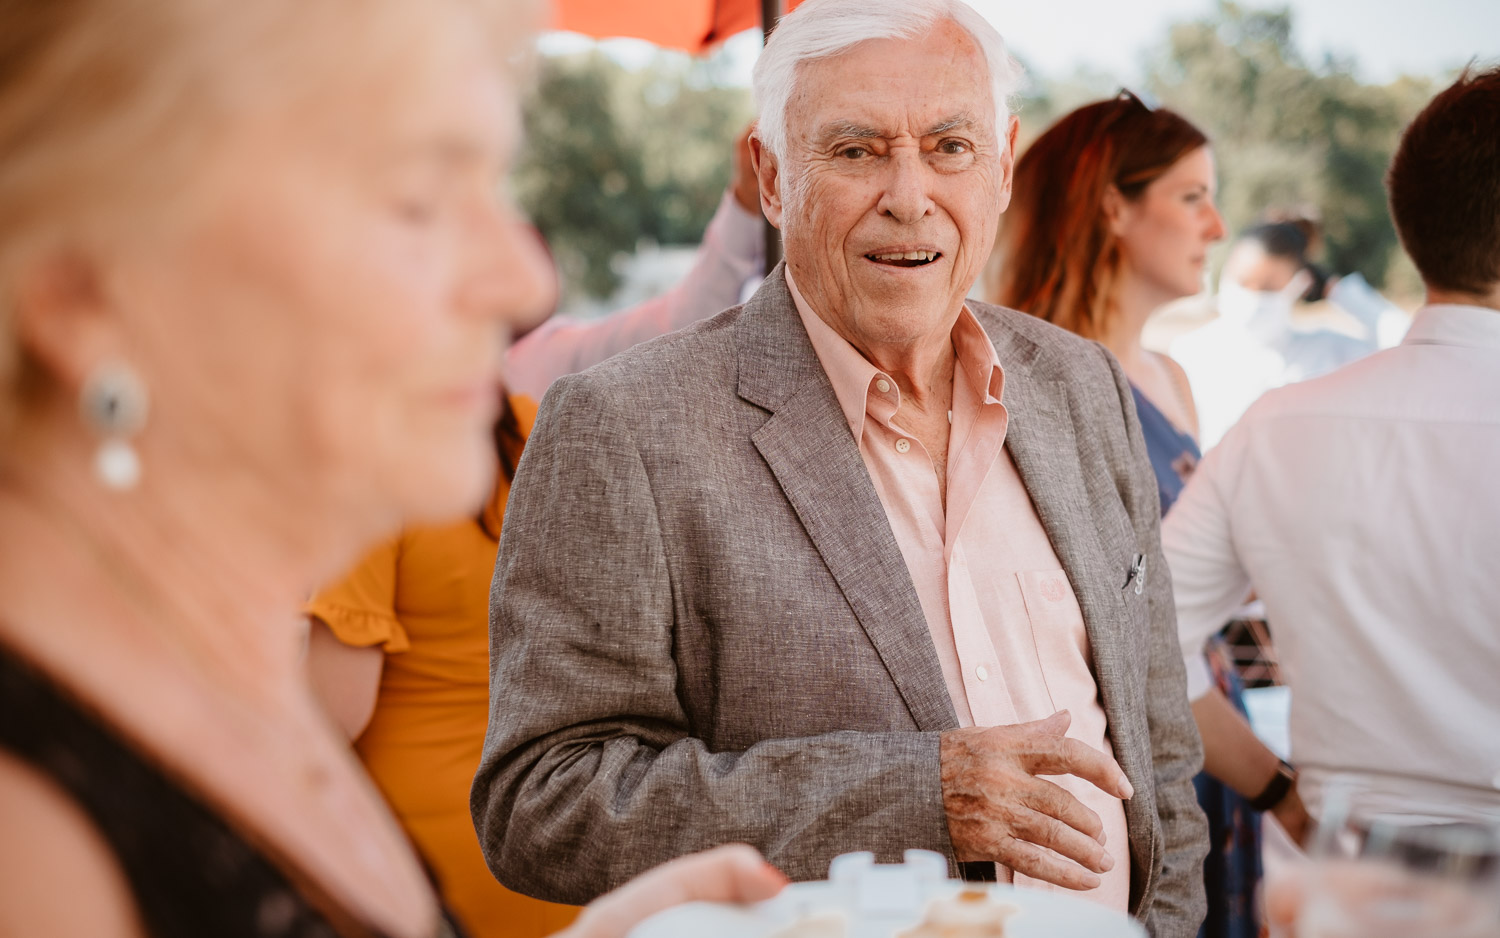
[549,0,805,54]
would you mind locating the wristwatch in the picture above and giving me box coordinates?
[1249,758,1297,812]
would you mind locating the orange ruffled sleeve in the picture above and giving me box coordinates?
[305,536,409,653]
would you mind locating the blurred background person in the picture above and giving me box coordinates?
[986,92,1289,938]
[0,0,783,934]
[1173,220,1379,449]
[1162,61,1500,869]
[302,128,764,938]
[503,124,766,400]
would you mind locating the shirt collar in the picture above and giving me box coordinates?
[1403,304,1500,352]
[786,268,1005,442]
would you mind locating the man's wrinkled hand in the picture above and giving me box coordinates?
[940,710,1134,890]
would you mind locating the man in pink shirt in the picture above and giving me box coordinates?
[475,1,1207,933]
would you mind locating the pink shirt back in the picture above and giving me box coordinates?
[788,273,1129,910]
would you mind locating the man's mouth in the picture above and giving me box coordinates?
[865,250,942,268]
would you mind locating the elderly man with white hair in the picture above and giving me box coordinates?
[472,1,1207,932]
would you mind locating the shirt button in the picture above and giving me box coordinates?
[895,438,911,454]
[876,378,892,394]
[976,665,989,682]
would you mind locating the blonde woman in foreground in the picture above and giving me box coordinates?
[0,1,783,935]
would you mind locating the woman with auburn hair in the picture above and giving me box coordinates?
[987,93,1296,938]
[987,92,1218,489]
[0,1,782,936]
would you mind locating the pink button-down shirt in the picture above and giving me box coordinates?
[788,272,1129,910]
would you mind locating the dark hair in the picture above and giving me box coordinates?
[1238,222,1332,300]
[987,95,1209,337]
[1387,65,1500,295]
[1238,222,1309,263]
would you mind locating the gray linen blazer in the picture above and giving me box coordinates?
[473,267,1207,936]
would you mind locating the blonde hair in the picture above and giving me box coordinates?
[0,0,536,439]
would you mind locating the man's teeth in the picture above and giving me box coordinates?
[870,250,938,262]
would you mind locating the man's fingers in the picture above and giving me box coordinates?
[996,837,1103,891]
[1010,806,1114,874]
[1015,709,1072,737]
[1021,777,1106,845]
[1022,736,1134,801]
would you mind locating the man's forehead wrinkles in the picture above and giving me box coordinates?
[810,111,986,144]
[815,120,881,142]
[925,114,977,136]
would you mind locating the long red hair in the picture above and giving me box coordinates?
[987,96,1208,338]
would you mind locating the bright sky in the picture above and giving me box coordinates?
[541,0,1500,87]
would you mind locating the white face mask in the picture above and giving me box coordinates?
[1217,278,1296,340]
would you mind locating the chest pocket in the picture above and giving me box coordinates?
[1016,569,1094,714]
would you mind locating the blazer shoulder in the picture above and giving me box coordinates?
[967,300,1119,378]
[550,303,746,400]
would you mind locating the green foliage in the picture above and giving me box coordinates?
[513,52,752,302]
[515,4,1442,302]
[1145,1,1436,287]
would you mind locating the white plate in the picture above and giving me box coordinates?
[627,851,1146,938]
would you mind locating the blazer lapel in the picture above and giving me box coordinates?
[738,268,957,733]
[983,314,1133,726]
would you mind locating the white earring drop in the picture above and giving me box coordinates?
[79,363,149,491]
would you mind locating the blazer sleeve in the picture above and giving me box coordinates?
[1097,344,1209,938]
[470,370,948,905]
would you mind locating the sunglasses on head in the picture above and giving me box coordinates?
[1116,86,1161,112]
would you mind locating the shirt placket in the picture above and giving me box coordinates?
[947,540,1018,727]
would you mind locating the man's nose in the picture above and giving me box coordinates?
[875,150,936,225]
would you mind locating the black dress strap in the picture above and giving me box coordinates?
[0,642,465,938]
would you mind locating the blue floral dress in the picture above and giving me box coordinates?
[1130,385,1261,938]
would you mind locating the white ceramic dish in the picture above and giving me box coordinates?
[627,850,1147,938]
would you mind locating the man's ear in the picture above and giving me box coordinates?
[11,247,124,393]
[995,114,1021,211]
[748,133,784,230]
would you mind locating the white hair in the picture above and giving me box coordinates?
[751,0,1026,161]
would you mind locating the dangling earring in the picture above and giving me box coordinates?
[79,362,150,491]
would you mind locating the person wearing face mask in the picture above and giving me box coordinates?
[1172,223,1376,450]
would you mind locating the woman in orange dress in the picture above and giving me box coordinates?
[303,150,765,938]
[306,394,574,937]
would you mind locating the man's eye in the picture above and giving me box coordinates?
[937,139,969,155]
[838,146,869,160]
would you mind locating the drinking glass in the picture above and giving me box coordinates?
[1279,772,1500,938]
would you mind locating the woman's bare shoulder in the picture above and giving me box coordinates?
[0,749,146,938]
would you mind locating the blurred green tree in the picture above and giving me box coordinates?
[1146,1,1436,287]
[513,52,752,302]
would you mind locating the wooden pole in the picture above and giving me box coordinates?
[760,0,782,273]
